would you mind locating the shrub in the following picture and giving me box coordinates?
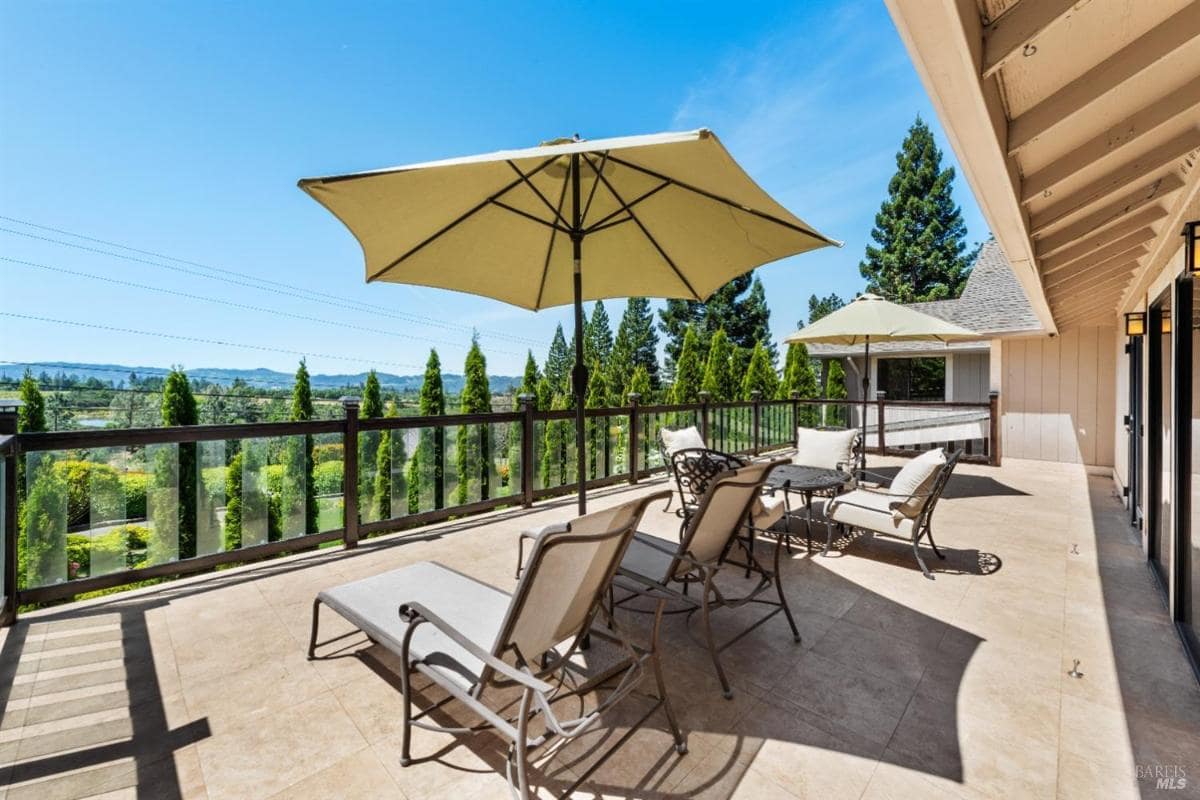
[52,460,123,528]
[121,472,149,519]
[314,460,344,496]
[313,443,343,465]
[64,525,150,579]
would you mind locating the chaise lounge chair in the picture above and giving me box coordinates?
[307,491,684,799]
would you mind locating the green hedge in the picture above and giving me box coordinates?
[66,524,150,579]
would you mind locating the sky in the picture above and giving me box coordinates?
[0,0,988,379]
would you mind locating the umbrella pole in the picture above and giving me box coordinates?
[570,154,588,515]
[861,335,870,475]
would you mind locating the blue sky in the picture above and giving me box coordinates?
[0,0,988,378]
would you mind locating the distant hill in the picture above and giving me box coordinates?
[0,362,522,395]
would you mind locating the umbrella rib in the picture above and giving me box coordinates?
[603,154,836,244]
[534,171,572,309]
[582,180,671,234]
[489,199,572,233]
[579,150,609,225]
[582,154,701,300]
[368,155,559,282]
[505,160,569,228]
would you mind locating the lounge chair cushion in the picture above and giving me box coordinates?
[660,426,706,455]
[793,427,857,471]
[887,449,946,519]
[823,490,915,538]
[318,561,509,691]
[751,492,786,530]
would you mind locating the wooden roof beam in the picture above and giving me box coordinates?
[1032,173,1182,244]
[1043,251,1143,293]
[1054,299,1123,327]
[1008,5,1200,155]
[1035,205,1165,262]
[1021,76,1200,203]
[1052,293,1125,323]
[982,0,1088,80]
[1028,129,1200,233]
[1039,226,1157,275]
[1046,270,1136,303]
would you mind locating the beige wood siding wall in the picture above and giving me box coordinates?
[1001,326,1118,466]
[951,353,989,402]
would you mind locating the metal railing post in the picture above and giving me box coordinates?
[341,397,360,549]
[518,394,535,507]
[790,391,800,446]
[0,410,17,627]
[989,390,1001,466]
[698,391,711,446]
[751,391,762,456]
[876,391,886,455]
[627,393,640,484]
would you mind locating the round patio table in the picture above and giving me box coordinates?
[765,465,853,555]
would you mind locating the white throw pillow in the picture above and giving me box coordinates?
[793,427,858,470]
[660,425,706,455]
[887,448,946,519]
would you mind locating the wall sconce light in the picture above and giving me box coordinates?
[1161,315,1172,335]
[1185,220,1199,276]
[1124,311,1145,337]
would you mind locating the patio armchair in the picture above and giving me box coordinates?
[307,491,684,800]
[816,448,962,579]
[611,457,798,699]
[658,425,707,512]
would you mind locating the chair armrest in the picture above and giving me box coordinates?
[398,602,554,693]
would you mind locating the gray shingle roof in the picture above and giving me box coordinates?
[806,239,1041,357]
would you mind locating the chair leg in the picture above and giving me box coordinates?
[651,599,687,755]
[912,537,934,580]
[700,572,733,700]
[398,661,414,767]
[926,526,946,560]
[306,598,321,660]
[512,689,533,800]
[773,537,801,644]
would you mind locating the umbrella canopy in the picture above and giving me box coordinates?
[783,293,979,469]
[299,129,838,512]
[783,293,980,345]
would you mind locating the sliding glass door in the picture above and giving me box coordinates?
[1179,275,1198,662]
[1148,290,1173,594]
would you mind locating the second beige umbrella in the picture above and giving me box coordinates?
[783,293,980,468]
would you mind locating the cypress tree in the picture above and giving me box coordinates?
[519,351,541,397]
[610,298,660,397]
[416,350,446,510]
[540,393,573,489]
[701,328,737,402]
[159,368,197,559]
[780,343,821,425]
[584,359,608,479]
[544,324,572,394]
[455,337,492,504]
[824,360,849,426]
[741,342,779,400]
[17,370,46,433]
[627,364,651,399]
[282,360,320,535]
[223,452,245,551]
[359,370,384,520]
[375,401,402,520]
[741,277,776,362]
[670,325,703,404]
[861,117,971,302]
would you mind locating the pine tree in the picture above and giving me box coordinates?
[455,337,492,504]
[584,359,609,479]
[627,364,651,399]
[781,343,821,425]
[540,393,573,488]
[701,328,737,402]
[17,370,46,433]
[807,293,846,325]
[374,401,402,521]
[741,342,779,400]
[610,297,660,397]
[861,117,971,302]
[824,359,849,426]
[544,324,572,394]
[584,301,614,372]
[519,351,541,398]
[159,368,198,559]
[670,325,704,404]
[279,360,320,536]
[658,273,776,371]
[361,370,383,419]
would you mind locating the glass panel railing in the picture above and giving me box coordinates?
[197,440,226,556]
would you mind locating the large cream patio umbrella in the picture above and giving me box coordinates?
[299,129,838,513]
[783,293,980,468]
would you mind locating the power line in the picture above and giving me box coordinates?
[0,255,518,357]
[1,360,327,389]
[0,312,424,370]
[0,215,544,348]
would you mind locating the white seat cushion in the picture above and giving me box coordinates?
[318,561,510,691]
[887,449,946,518]
[823,490,915,538]
[660,426,706,455]
[793,427,858,471]
[751,493,786,530]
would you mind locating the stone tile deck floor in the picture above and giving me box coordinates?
[1,457,1199,799]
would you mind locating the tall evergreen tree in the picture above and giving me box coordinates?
[627,364,651,399]
[701,328,737,402]
[741,342,779,400]
[17,370,46,433]
[540,393,573,489]
[780,342,819,401]
[610,297,660,397]
[584,301,614,372]
[584,359,608,480]
[158,368,198,559]
[658,273,775,371]
[544,324,572,394]
[374,401,402,521]
[359,370,384,520]
[823,360,849,426]
[861,117,971,302]
[409,350,446,512]
[519,351,541,398]
[807,293,846,325]
[455,337,492,504]
[284,360,319,536]
[670,325,704,404]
